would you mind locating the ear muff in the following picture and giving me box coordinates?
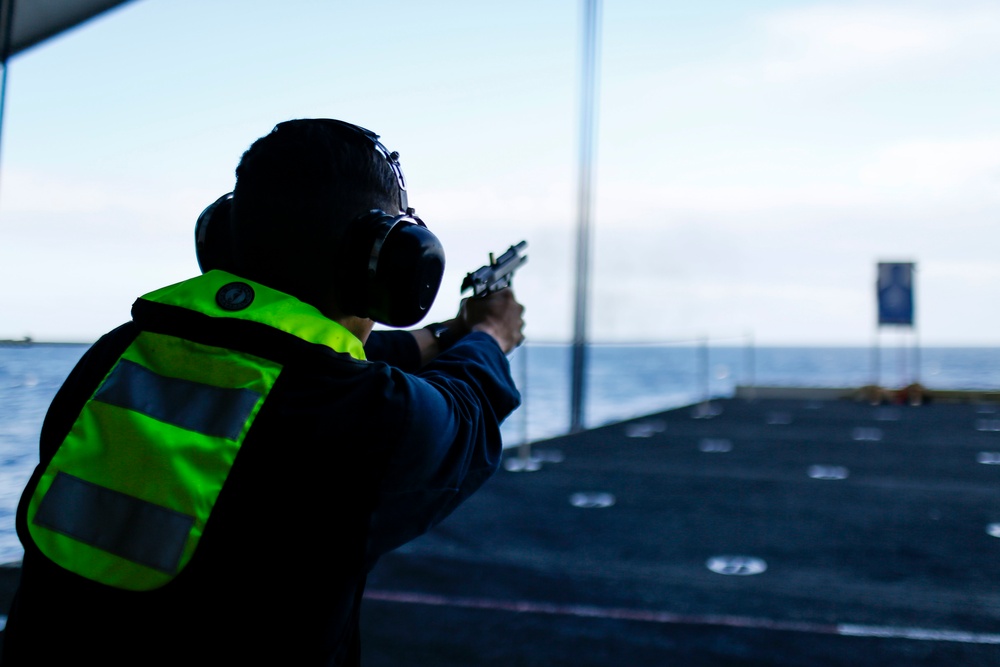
[195,193,235,273]
[195,196,445,327]
[338,210,445,327]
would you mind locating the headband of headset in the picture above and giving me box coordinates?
[286,119,411,214]
[194,119,444,328]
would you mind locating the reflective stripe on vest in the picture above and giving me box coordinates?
[27,271,365,591]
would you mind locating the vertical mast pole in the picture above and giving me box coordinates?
[569,0,601,433]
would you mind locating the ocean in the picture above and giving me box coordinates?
[2,341,999,564]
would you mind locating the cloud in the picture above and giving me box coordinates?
[421,172,575,229]
[584,130,1000,231]
[2,169,117,214]
[0,167,230,239]
[755,3,1000,82]
[928,259,1000,283]
[859,137,1000,191]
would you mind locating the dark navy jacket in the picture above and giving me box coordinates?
[3,293,519,666]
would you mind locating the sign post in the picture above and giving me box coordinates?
[874,262,919,402]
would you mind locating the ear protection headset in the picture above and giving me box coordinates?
[194,119,445,328]
[195,192,236,274]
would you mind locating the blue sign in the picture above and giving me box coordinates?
[877,262,914,326]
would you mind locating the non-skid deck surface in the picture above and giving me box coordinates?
[361,397,1000,666]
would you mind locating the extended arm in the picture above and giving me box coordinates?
[368,288,525,369]
[365,330,521,562]
[363,289,525,562]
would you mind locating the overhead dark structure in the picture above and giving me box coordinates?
[0,0,136,60]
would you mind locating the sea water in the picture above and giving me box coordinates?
[503,343,1000,444]
[2,342,1000,564]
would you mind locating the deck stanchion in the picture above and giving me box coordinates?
[506,346,541,472]
[871,334,881,404]
[515,344,534,466]
[699,336,710,405]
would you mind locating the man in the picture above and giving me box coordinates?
[2,119,524,665]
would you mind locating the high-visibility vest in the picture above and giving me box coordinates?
[26,271,366,591]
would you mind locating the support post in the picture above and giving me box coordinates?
[0,0,16,194]
[744,331,755,401]
[569,0,601,433]
[699,335,709,404]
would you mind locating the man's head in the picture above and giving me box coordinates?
[230,119,399,314]
[223,119,444,326]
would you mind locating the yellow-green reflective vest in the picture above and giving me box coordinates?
[27,270,366,591]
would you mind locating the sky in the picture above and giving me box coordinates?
[1,0,999,345]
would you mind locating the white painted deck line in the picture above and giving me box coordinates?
[365,590,1000,646]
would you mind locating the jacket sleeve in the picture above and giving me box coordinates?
[365,331,520,561]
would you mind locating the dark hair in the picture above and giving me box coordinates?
[230,119,399,311]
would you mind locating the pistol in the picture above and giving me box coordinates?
[461,241,528,298]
